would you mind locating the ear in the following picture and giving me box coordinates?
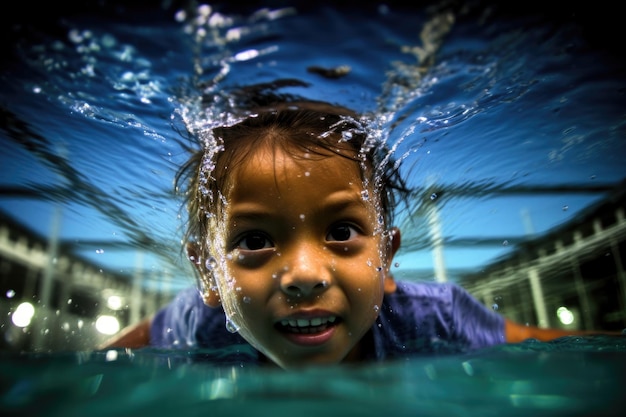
[187,243,222,307]
[383,227,401,294]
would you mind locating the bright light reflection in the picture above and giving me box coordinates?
[556,306,575,325]
[95,315,120,335]
[11,302,35,327]
[107,295,123,310]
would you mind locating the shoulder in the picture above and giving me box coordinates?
[382,280,505,349]
[151,286,231,348]
[170,286,206,308]
[390,280,465,303]
[151,287,259,364]
[381,280,462,324]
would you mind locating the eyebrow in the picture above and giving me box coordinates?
[228,190,370,222]
[323,190,370,212]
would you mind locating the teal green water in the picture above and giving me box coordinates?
[2,336,625,417]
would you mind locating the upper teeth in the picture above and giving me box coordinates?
[281,316,336,327]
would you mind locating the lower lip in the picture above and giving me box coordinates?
[282,326,336,346]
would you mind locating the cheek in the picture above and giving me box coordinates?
[222,262,276,306]
[344,252,386,295]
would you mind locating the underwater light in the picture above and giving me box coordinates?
[556,306,575,325]
[106,295,124,310]
[11,302,35,327]
[95,315,120,335]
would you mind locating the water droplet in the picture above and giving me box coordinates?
[243,296,251,303]
[492,303,499,311]
[430,193,438,200]
[502,240,509,246]
[299,214,305,221]
[373,305,379,312]
[95,249,104,254]
[562,205,569,211]
[5,289,15,298]
[205,256,217,271]
[225,317,240,334]
[394,262,400,268]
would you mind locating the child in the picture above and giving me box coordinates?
[103,100,611,369]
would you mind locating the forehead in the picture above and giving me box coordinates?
[228,144,367,198]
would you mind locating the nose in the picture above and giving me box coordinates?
[279,243,331,298]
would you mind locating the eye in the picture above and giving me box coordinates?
[236,232,273,251]
[326,224,359,242]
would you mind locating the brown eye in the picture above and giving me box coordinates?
[238,233,273,251]
[327,224,357,242]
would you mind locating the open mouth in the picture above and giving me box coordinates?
[276,316,339,334]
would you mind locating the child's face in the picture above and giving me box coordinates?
[205,145,397,369]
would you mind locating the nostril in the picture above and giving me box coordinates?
[284,280,329,296]
[315,280,329,290]
[286,285,301,294]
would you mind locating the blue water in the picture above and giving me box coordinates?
[1,0,625,415]
[1,1,624,285]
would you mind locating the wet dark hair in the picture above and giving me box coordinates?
[175,101,410,265]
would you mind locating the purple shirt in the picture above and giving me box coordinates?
[150,281,505,364]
